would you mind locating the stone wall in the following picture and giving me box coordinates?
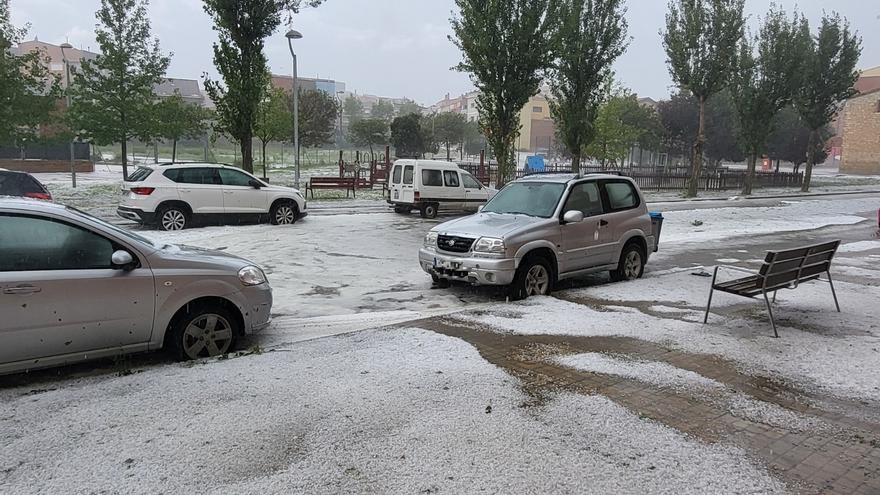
[0,159,94,173]
[840,92,880,175]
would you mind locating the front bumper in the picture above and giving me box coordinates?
[238,283,273,333]
[117,206,155,224]
[418,248,516,286]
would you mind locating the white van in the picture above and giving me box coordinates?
[387,160,492,218]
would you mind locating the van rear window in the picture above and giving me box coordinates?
[392,166,402,184]
[403,166,414,185]
[421,169,442,186]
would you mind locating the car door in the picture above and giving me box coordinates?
[442,170,464,210]
[419,168,444,205]
[558,181,611,272]
[218,168,267,213]
[389,164,404,202]
[0,213,155,366]
[174,167,224,214]
[400,164,415,204]
[601,179,644,254]
[461,172,488,211]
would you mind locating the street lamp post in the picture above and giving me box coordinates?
[336,90,345,147]
[285,29,303,189]
[60,42,76,188]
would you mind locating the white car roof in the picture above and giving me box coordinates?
[392,159,462,170]
[141,162,239,170]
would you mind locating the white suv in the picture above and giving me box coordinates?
[117,163,307,230]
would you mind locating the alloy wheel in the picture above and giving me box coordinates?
[624,250,642,279]
[525,264,550,296]
[161,210,186,231]
[275,205,296,224]
[182,313,233,359]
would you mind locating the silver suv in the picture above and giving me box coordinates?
[0,198,272,375]
[418,173,657,299]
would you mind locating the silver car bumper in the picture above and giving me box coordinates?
[418,248,516,286]
[238,283,273,333]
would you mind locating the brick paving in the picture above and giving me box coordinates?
[413,318,880,495]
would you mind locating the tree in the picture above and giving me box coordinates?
[793,13,861,192]
[391,113,430,158]
[462,119,485,158]
[548,0,628,172]
[297,88,338,148]
[730,7,805,195]
[348,118,388,156]
[657,91,699,164]
[0,2,58,147]
[433,112,467,160]
[202,0,293,173]
[342,95,364,126]
[703,89,743,166]
[451,0,557,185]
[151,92,210,163]
[398,98,422,116]
[662,0,745,197]
[370,99,396,122]
[253,87,292,176]
[68,0,169,178]
[586,92,649,168]
[767,106,829,172]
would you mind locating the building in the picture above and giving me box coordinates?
[516,93,555,152]
[838,88,880,175]
[271,75,346,96]
[12,38,97,88]
[154,78,205,106]
[855,66,880,95]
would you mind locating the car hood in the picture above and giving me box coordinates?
[433,212,546,239]
[150,243,257,270]
[262,184,302,195]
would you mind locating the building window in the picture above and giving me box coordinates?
[532,106,543,113]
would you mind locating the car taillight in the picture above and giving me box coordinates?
[24,191,52,200]
[130,187,155,195]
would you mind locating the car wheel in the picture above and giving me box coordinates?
[431,274,451,288]
[167,303,238,360]
[394,206,410,214]
[420,203,438,219]
[270,201,298,225]
[509,256,553,300]
[158,205,188,231]
[611,243,645,282]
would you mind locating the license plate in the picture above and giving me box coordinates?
[393,190,399,199]
[434,259,460,270]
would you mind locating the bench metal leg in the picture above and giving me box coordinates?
[703,266,719,324]
[827,270,841,312]
[763,291,779,338]
[772,290,777,303]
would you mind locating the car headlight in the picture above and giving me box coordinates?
[473,237,505,254]
[424,231,438,247]
[238,265,267,286]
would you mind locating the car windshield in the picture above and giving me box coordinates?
[64,205,157,248]
[481,181,565,218]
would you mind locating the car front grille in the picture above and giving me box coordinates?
[437,235,475,253]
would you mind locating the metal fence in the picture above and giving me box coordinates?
[0,143,90,160]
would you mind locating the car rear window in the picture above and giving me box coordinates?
[0,172,22,195]
[403,166,414,185]
[127,167,153,182]
[421,169,442,187]
[392,165,402,184]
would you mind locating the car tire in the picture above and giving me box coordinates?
[157,205,189,231]
[420,203,438,219]
[508,256,553,300]
[167,303,239,361]
[431,274,451,288]
[394,205,410,214]
[610,243,645,282]
[270,200,298,225]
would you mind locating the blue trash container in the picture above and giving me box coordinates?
[649,212,663,252]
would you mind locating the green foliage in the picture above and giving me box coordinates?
[254,87,292,172]
[451,0,558,185]
[68,0,169,177]
[348,118,388,155]
[662,0,745,196]
[462,119,485,157]
[793,12,861,191]
[432,112,468,160]
[369,99,395,122]
[767,106,830,171]
[730,6,806,194]
[587,92,658,168]
[703,90,743,165]
[202,0,281,173]
[397,99,423,116]
[548,0,629,171]
[150,92,210,162]
[656,91,698,161]
[297,88,338,148]
[0,2,58,146]
[391,113,430,158]
[342,95,364,125]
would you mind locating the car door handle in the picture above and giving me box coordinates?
[224,191,234,194]
[179,189,192,193]
[599,219,609,226]
[3,285,41,295]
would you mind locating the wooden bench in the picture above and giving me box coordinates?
[703,240,841,338]
[304,176,369,199]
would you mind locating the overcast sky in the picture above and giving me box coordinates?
[10,0,880,105]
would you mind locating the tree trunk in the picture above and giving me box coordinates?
[801,129,817,192]
[446,141,451,161]
[570,152,581,174]
[172,139,178,163]
[262,140,268,178]
[775,159,780,173]
[121,139,129,179]
[742,152,756,196]
[241,134,254,172]
[687,96,707,198]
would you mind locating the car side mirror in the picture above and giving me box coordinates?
[111,250,135,271]
[248,179,263,189]
[562,210,584,224]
